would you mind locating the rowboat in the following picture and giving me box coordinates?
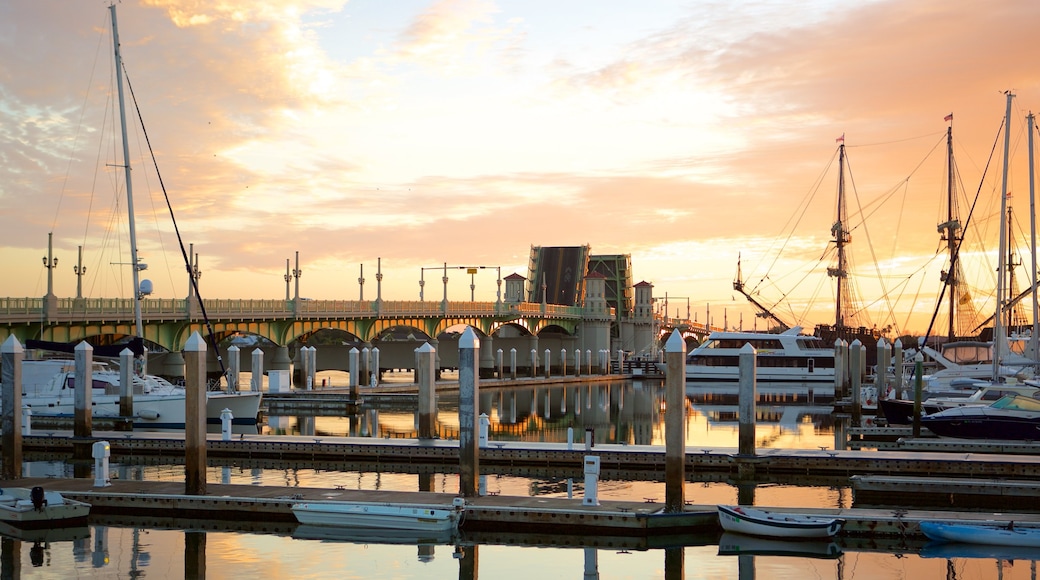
[0,487,91,528]
[291,498,465,533]
[717,505,844,539]
[919,520,1040,548]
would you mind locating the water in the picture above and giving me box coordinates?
[7,528,1038,579]
[10,377,1036,578]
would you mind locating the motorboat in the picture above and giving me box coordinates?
[291,498,465,533]
[9,360,261,429]
[878,381,1040,426]
[674,327,836,384]
[920,520,1040,548]
[920,342,1031,388]
[716,505,844,539]
[717,532,842,559]
[0,487,90,528]
[920,394,1040,440]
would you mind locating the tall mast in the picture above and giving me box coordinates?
[940,125,959,340]
[109,3,144,340]
[1029,112,1038,358]
[829,142,851,340]
[994,91,1014,380]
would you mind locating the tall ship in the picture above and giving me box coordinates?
[732,138,885,370]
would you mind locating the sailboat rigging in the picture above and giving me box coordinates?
[732,138,883,363]
[108,3,228,385]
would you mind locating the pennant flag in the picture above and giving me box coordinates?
[944,113,953,122]
[835,133,845,143]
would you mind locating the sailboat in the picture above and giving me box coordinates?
[921,95,1040,440]
[16,4,261,429]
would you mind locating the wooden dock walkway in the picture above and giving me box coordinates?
[6,477,1038,542]
[17,430,1040,482]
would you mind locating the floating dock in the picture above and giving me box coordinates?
[6,477,1039,542]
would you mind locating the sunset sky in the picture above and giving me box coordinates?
[3,0,1040,335]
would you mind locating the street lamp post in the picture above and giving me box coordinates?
[292,251,302,302]
[359,263,365,301]
[73,245,86,300]
[283,258,291,301]
[42,232,58,298]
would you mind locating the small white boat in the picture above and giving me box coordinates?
[0,487,90,528]
[717,505,843,539]
[291,498,465,533]
[920,520,1040,548]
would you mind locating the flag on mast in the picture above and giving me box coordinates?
[944,113,954,122]
[835,133,845,143]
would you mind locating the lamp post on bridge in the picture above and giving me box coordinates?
[292,251,302,315]
[42,232,59,319]
[359,263,365,301]
[187,243,201,301]
[283,258,291,301]
[42,232,59,298]
[73,245,86,300]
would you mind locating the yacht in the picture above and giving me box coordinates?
[8,359,261,430]
[679,326,835,383]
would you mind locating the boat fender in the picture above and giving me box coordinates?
[139,409,161,420]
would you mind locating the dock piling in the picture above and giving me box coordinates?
[913,352,924,437]
[417,342,437,440]
[74,341,94,461]
[664,330,686,512]
[1,336,23,479]
[185,331,207,495]
[250,348,263,392]
[737,343,757,456]
[458,327,480,497]
[119,348,134,420]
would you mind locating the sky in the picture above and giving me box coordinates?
[3,0,1040,336]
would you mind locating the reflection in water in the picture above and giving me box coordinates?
[0,523,1035,579]
[263,380,840,453]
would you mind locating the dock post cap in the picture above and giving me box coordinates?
[664,330,685,353]
[0,335,22,354]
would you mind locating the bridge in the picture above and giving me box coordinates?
[0,291,711,378]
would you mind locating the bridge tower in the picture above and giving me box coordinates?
[621,281,655,357]
[577,272,612,366]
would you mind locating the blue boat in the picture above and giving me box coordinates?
[920,521,1040,548]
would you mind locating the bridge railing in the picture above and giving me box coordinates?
[0,296,589,324]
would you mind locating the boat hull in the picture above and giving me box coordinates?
[921,407,1040,440]
[22,391,261,430]
[920,521,1040,548]
[717,505,843,539]
[0,489,90,529]
[291,502,460,532]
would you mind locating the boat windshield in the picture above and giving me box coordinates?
[990,395,1040,412]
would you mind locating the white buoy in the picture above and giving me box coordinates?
[221,408,234,441]
[92,440,111,487]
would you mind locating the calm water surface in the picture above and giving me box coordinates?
[8,375,1035,578]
